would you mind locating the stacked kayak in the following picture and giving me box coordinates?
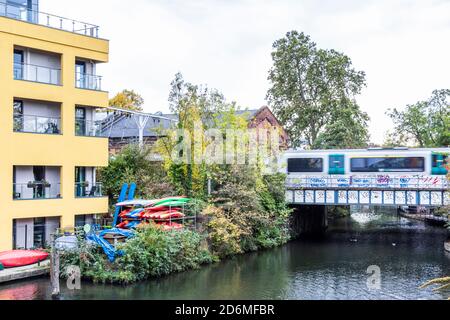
[0,250,48,268]
[116,197,191,231]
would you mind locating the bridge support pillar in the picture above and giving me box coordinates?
[290,205,328,237]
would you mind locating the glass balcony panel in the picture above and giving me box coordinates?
[74,182,103,198]
[75,119,105,137]
[75,72,102,91]
[13,182,61,200]
[14,115,61,134]
[14,62,61,85]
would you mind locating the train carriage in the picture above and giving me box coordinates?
[281,147,449,190]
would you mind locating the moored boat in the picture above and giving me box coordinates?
[0,250,49,268]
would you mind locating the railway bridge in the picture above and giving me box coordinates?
[285,175,449,207]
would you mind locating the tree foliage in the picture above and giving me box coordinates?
[98,145,174,205]
[109,89,144,112]
[205,165,291,259]
[267,31,370,149]
[155,73,249,199]
[386,89,450,147]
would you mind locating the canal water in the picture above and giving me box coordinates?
[0,208,449,300]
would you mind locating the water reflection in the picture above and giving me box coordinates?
[0,208,449,300]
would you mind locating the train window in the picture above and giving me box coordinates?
[350,157,425,172]
[288,158,323,173]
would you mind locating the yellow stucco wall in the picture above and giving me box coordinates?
[0,16,110,250]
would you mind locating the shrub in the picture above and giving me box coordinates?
[60,224,213,284]
[204,165,292,258]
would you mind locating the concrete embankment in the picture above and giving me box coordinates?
[0,260,49,284]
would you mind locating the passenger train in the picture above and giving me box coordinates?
[281,148,449,177]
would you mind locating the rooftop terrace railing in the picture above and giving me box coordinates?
[0,1,100,38]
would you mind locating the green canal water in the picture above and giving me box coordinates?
[1,208,449,300]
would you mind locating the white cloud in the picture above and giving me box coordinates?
[42,0,450,144]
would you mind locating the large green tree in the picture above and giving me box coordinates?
[386,89,450,147]
[267,31,370,149]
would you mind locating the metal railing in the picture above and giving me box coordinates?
[14,114,61,134]
[286,175,449,190]
[0,1,99,37]
[14,62,61,85]
[13,182,61,200]
[75,119,105,137]
[75,182,103,198]
[75,72,102,91]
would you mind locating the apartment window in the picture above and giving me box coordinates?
[13,49,24,80]
[75,107,86,135]
[33,217,46,249]
[75,167,86,197]
[13,100,24,131]
[75,60,86,88]
[75,215,86,228]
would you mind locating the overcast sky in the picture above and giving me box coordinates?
[43,0,450,143]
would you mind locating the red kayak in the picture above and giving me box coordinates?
[0,250,49,268]
[141,210,185,220]
[157,222,184,231]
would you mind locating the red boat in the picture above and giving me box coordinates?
[158,222,184,231]
[141,210,185,220]
[0,250,49,268]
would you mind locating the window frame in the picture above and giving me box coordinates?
[350,156,425,173]
[287,157,324,173]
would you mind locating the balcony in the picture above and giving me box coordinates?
[14,62,61,85]
[14,114,60,134]
[75,72,102,91]
[0,0,100,38]
[13,99,61,134]
[14,46,61,85]
[13,165,61,200]
[75,167,103,198]
[75,182,103,198]
[75,106,106,137]
[75,119,105,137]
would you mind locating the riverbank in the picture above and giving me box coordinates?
[398,211,449,227]
[0,260,49,284]
[2,209,449,300]
[59,211,291,285]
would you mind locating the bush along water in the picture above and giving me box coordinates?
[60,224,213,284]
[59,166,292,284]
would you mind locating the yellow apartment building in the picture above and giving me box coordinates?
[0,0,109,251]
